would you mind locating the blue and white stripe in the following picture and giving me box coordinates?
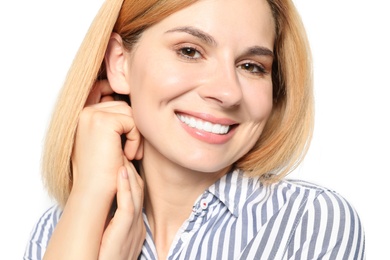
[24,205,62,260]
[24,169,365,259]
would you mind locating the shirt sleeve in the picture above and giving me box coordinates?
[23,205,62,260]
[287,189,366,259]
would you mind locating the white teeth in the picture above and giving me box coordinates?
[177,114,230,135]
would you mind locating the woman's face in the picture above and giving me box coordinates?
[125,0,275,173]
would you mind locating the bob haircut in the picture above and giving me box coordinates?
[42,0,313,206]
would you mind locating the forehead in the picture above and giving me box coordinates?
[144,0,275,49]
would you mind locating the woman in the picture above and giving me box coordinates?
[24,0,365,259]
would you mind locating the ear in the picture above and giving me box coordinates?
[105,33,130,94]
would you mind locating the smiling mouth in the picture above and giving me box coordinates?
[177,113,233,135]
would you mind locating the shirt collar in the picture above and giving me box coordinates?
[206,168,261,217]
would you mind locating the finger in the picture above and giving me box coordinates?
[81,102,134,131]
[115,164,143,226]
[113,167,136,231]
[85,80,115,106]
[87,100,133,116]
[123,159,144,212]
[134,139,144,160]
[78,104,141,156]
[99,166,145,259]
[80,106,134,132]
[116,166,135,215]
[101,95,115,102]
[123,126,142,161]
[101,167,136,246]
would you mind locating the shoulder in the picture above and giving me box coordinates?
[241,179,365,259]
[23,205,63,260]
[283,178,363,226]
[236,177,365,259]
[282,179,366,259]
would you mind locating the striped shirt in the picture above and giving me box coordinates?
[24,169,365,259]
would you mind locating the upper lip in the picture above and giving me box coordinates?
[175,110,238,126]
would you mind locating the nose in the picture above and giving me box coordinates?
[198,62,243,108]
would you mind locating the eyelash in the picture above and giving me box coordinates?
[175,45,203,60]
[174,45,268,76]
[237,62,267,76]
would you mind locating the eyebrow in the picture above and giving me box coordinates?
[165,26,274,58]
[244,46,274,58]
[165,26,217,46]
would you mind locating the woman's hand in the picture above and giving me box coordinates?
[70,79,145,258]
[99,161,146,260]
[72,80,143,198]
[44,80,145,259]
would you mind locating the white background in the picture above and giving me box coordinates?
[0,0,388,258]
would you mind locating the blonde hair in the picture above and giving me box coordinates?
[42,0,313,206]
[42,0,196,206]
[237,0,314,182]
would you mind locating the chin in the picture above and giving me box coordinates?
[178,160,232,174]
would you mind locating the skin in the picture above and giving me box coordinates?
[44,0,275,259]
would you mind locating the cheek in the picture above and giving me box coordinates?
[135,58,205,99]
[244,82,274,121]
[127,59,203,131]
[155,61,208,98]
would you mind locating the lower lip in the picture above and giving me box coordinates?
[178,120,236,144]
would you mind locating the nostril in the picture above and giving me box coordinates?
[198,71,243,107]
[202,90,242,108]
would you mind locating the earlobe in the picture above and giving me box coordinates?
[105,33,130,94]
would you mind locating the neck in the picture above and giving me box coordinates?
[139,145,229,257]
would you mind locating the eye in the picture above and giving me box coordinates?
[238,62,267,75]
[177,46,202,60]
